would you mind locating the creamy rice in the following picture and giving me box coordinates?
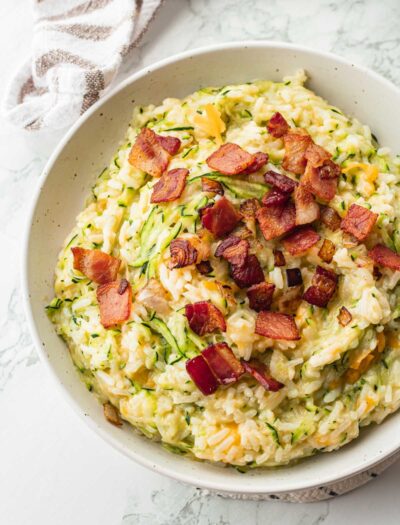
[48,70,400,468]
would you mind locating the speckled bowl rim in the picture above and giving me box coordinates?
[22,41,400,496]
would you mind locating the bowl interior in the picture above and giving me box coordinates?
[24,42,400,494]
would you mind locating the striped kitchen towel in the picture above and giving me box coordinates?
[2,0,163,131]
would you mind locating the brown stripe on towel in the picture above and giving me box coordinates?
[35,49,97,77]
[18,76,48,104]
[38,0,113,22]
[81,69,105,113]
[46,23,115,41]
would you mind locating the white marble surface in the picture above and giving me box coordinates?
[2,0,400,523]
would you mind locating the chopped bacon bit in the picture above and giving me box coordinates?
[261,188,290,207]
[206,143,254,175]
[196,260,213,275]
[282,129,313,175]
[156,135,181,155]
[273,250,286,267]
[240,198,261,219]
[220,239,249,266]
[303,266,338,307]
[320,205,342,231]
[264,170,297,194]
[256,201,296,241]
[294,183,320,225]
[243,152,269,174]
[186,355,219,395]
[137,279,170,316]
[277,285,303,314]
[318,239,336,263]
[341,203,378,241]
[201,177,224,195]
[185,301,226,336]
[230,254,265,288]
[169,238,198,268]
[338,306,352,327]
[318,159,341,180]
[302,162,338,202]
[200,197,242,238]
[215,236,241,257]
[267,112,289,138]
[373,265,382,280]
[151,168,188,203]
[97,280,132,328]
[242,359,283,391]
[247,282,275,311]
[71,247,121,285]
[282,226,320,256]
[286,268,303,287]
[128,128,170,178]
[103,402,122,427]
[202,342,244,385]
[305,143,332,167]
[255,311,300,341]
[368,244,400,271]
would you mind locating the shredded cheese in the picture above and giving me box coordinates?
[194,104,226,144]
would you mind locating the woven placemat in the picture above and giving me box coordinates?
[218,452,400,502]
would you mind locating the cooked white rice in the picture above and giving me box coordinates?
[48,70,400,468]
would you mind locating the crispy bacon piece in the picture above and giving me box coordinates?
[302,161,338,202]
[215,236,241,257]
[201,177,224,195]
[128,128,170,178]
[202,342,244,384]
[240,198,261,219]
[71,247,120,285]
[294,183,320,225]
[303,266,338,307]
[220,239,249,266]
[200,197,242,238]
[256,201,296,241]
[103,402,122,427]
[277,285,303,314]
[264,170,297,194]
[137,279,170,316]
[305,143,332,167]
[261,188,290,207]
[239,198,261,235]
[282,129,313,175]
[255,311,300,341]
[273,250,286,267]
[156,135,181,155]
[97,279,132,328]
[318,239,336,263]
[340,203,378,241]
[368,244,400,271]
[206,143,254,175]
[318,159,341,180]
[169,238,198,268]
[286,268,303,287]
[267,112,289,138]
[247,282,275,311]
[230,254,265,288]
[243,152,269,174]
[338,306,352,327]
[282,226,320,256]
[320,205,342,231]
[185,301,226,336]
[186,355,218,395]
[196,260,213,275]
[151,168,188,203]
[242,359,283,391]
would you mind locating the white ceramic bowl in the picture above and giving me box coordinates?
[23,41,400,497]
